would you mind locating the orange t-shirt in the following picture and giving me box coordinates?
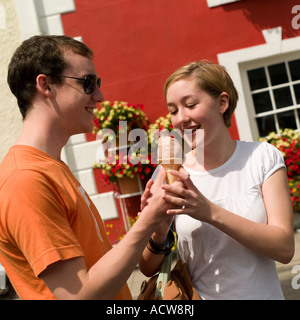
[0,145,131,300]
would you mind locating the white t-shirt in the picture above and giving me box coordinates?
[175,140,285,300]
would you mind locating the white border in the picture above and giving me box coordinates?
[218,28,300,141]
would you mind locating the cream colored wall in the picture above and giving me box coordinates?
[0,0,23,162]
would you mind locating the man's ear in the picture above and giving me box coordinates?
[219,92,229,115]
[36,74,52,98]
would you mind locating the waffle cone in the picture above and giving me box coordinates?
[162,163,182,184]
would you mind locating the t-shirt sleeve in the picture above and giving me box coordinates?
[2,170,84,277]
[260,142,286,182]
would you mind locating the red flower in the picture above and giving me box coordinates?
[93,118,100,128]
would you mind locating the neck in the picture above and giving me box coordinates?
[184,129,236,171]
[15,114,70,161]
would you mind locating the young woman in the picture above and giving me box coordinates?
[139,61,295,300]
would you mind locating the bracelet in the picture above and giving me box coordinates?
[147,229,175,255]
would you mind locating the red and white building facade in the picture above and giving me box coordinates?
[12,0,300,243]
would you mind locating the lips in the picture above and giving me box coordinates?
[183,125,201,133]
[85,106,95,116]
[192,125,201,132]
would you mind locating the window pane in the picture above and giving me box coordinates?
[277,110,296,129]
[268,63,288,86]
[256,115,276,136]
[247,68,268,91]
[294,84,300,104]
[252,91,272,114]
[288,59,300,81]
[273,87,293,109]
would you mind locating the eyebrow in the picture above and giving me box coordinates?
[167,95,198,107]
[167,102,176,108]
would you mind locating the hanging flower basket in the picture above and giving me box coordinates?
[148,113,173,145]
[95,152,153,186]
[117,175,141,194]
[93,101,150,140]
[93,101,156,188]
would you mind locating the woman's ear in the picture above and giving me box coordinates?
[219,92,229,115]
[36,74,52,98]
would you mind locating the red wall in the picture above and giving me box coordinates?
[62,0,299,141]
[60,0,300,243]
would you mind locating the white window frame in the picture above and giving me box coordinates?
[241,53,300,137]
[218,27,300,141]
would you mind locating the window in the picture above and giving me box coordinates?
[218,30,300,142]
[246,58,300,136]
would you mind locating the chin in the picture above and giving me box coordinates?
[85,125,94,134]
[83,120,94,133]
[71,124,94,136]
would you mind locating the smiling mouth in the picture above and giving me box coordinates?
[183,125,201,133]
[192,125,201,132]
[85,107,95,116]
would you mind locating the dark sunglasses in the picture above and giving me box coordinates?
[53,74,101,95]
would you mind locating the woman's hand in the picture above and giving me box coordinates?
[161,168,215,223]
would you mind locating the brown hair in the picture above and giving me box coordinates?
[7,35,94,119]
[164,60,238,127]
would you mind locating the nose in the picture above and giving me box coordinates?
[91,86,104,103]
[176,107,190,128]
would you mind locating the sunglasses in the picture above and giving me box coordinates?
[54,74,101,95]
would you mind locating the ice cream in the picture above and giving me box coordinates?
[157,131,184,184]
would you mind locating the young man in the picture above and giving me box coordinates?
[0,35,177,299]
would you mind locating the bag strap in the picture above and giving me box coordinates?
[154,250,172,299]
[154,225,176,299]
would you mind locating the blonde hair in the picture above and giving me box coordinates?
[164,61,238,128]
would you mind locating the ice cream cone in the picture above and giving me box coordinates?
[162,163,182,184]
[157,131,184,184]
